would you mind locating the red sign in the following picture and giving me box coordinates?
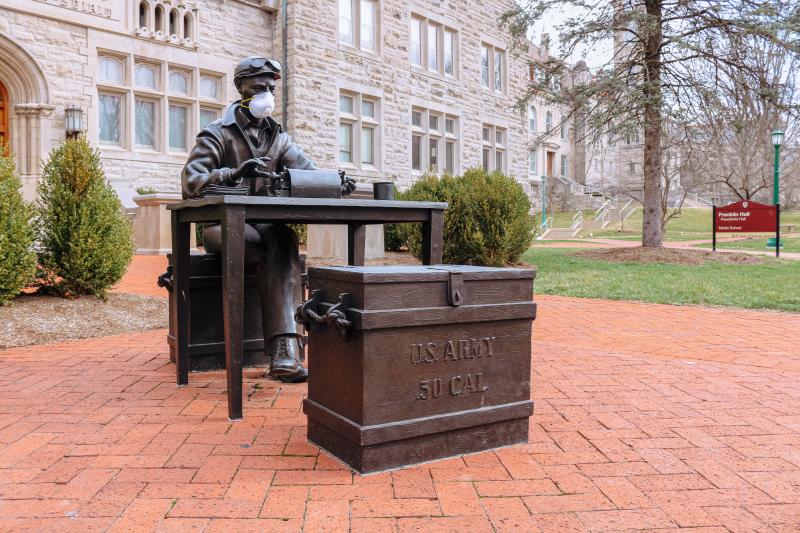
[715,200,777,233]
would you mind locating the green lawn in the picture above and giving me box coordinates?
[521,247,800,312]
[697,236,800,254]
[567,208,800,242]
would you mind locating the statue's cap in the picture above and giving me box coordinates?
[234,56,281,82]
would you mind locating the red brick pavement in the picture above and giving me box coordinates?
[2,259,800,531]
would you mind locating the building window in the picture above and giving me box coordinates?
[135,98,156,149]
[99,93,122,145]
[410,18,422,66]
[360,0,376,50]
[545,111,553,133]
[481,44,505,92]
[412,107,458,174]
[155,5,164,33]
[481,46,489,88]
[411,15,458,77]
[481,123,506,172]
[529,150,538,175]
[138,1,148,28]
[339,0,378,52]
[135,64,158,90]
[444,30,455,76]
[183,14,192,39]
[560,155,568,177]
[168,104,188,151]
[528,106,537,131]
[97,55,223,153]
[169,9,178,37]
[629,162,636,175]
[339,90,380,170]
[200,108,219,128]
[169,70,189,94]
[561,116,568,141]
[427,24,439,71]
[98,56,124,84]
[199,76,219,99]
[626,129,640,145]
[494,51,503,91]
[339,0,353,44]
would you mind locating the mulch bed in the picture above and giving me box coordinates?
[573,247,766,265]
[0,293,168,349]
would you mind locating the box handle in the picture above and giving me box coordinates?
[448,272,464,307]
[295,290,353,341]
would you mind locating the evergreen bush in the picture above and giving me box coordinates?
[384,185,409,252]
[37,137,134,298]
[405,169,535,266]
[288,223,308,246]
[0,150,37,305]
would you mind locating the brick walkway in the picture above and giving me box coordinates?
[2,262,800,531]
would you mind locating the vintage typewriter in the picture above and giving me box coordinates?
[201,169,356,199]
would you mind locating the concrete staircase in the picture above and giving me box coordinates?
[539,193,638,240]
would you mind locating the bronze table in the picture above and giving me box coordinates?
[168,196,447,420]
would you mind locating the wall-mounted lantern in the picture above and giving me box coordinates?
[65,104,83,139]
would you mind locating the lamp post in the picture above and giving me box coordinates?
[770,129,784,256]
[772,129,784,205]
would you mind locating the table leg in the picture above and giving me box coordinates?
[348,223,366,266]
[422,210,444,265]
[171,212,191,386]
[221,207,246,420]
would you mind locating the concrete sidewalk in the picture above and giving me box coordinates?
[1,259,799,531]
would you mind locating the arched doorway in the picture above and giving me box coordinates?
[0,34,53,199]
[0,80,9,152]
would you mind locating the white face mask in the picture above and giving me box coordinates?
[242,91,275,119]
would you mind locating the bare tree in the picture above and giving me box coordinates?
[684,35,799,203]
[502,0,800,247]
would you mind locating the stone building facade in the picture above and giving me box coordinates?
[0,0,575,205]
[0,0,275,202]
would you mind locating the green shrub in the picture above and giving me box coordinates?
[384,221,409,251]
[288,223,308,246]
[384,185,410,252]
[405,169,535,266]
[37,137,134,299]
[0,150,37,305]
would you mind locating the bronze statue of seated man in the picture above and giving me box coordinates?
[181,56,314,383]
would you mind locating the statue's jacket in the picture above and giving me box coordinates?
[181,101,317,199]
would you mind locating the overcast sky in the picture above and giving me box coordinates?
[529,7,615,70]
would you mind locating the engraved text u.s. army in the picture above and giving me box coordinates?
[410,336,496,364]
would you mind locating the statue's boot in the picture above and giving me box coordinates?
[268,334,302,377]
[277,365,308,383]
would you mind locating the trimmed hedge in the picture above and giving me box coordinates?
[0,150,37,305]
[37,137,134,299]
[398,169,535,266]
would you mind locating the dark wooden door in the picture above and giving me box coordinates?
[0,80,8,153]
[546,151,555,177]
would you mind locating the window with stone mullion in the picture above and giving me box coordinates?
[410,14,457,78]
[339,0,378,52]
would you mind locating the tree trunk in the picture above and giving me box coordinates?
[641,0,664,247]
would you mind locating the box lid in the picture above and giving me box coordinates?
[307,265,536,283]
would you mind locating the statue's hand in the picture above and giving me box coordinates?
[339,170,357,196]
[230,157,273,183]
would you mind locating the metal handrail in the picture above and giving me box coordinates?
[595,199,611,218]
[570,211,584,232]
[618,198,635,221]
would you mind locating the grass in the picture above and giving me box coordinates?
[697,236,800,254]
[562,207,800,243]
[521,247,800,312]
